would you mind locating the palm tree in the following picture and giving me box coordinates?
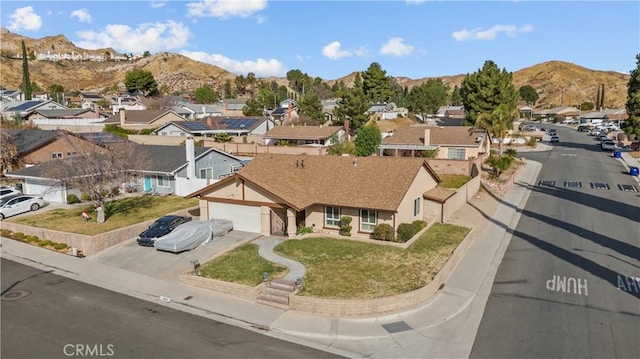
[474,103,519,156]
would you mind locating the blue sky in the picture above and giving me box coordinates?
[2,1,639,80]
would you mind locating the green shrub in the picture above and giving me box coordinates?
[397,223,421,242]
[12,232,26,240]
[296,225,313,235]
[504,148,518,158]
[25,235,39,243]
[81,193,91,201]
[37,240,52,247]
[412,220,427,230]
[339,216,352,236]
[372,223,395,241]
[53,243,68,250]
[67,194,81,204]
[0,229,12,237]
[526,136,537,147]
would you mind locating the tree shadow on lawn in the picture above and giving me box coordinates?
[104,195,155,219]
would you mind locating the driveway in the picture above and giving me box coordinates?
[86,230,261,281]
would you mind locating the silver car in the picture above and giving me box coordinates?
[153,219,233,253]
[0,194,47,220]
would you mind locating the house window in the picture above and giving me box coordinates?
[51,152,63,159]
[360,210,377,233]
[447,148,466,160]
[160,132,167,136]
[67,152,77,157]
[325,206,340,228]
[157,175,169,188]
[229,164,242,173]
[414,197,421,217]
[199,168,213,179]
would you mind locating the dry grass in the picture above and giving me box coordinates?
[8,195,198,235]
[274,223,470,299]
[439,174,472,188]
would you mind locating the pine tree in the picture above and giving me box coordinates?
[624,54,640,137]
[460,60,518,125]
[595,85,601,111]
[21,40,32,100]
[599,83,605,110]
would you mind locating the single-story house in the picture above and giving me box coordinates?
[436,106,464,118]
[153,116,275,137]
[4,140,246,202]
[534,106,580,120]
[223,98,249,112]
[110,96,147,114]
[262,124,345,146]
[378,125,490,160]
[187,154,443,237]
[3,129,110,169]
[0,89,25,102]
[176,103,224,119]
[24,108,110,127]
[104,109,187,130]
[1,99,67,119]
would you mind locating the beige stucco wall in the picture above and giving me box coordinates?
[23,136,107,164]
[396,167,438,225]
[304,204,395,238]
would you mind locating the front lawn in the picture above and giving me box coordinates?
[199,223,469,298]
[9,195,198,235]
[198,243,288,286]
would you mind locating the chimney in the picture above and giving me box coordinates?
[93,104,99,117]
[288,102,292,122]
[423,128,430,146]
[344,119,351,141]
[352,159,357,167]
[206,116,212,127]
[186,138,196,179]
[202,106,206,116]
[119,108,125,126]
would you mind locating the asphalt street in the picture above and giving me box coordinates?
[470,124,640,358]
[1,259,343,359]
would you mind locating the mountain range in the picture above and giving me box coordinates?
[0,27,631,109]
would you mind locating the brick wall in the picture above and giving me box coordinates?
[179,273,260,301]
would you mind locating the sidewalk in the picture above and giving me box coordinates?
[1,160,542,358]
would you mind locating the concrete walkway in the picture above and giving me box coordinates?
[1,159,542,358]
[254,236,307,281]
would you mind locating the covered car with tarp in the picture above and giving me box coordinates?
[154,219,233,253]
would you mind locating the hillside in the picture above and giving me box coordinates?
[0,28,631,108]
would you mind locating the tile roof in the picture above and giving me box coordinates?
[133,145,210,173]
[191,154,441,212]
[32,109,92,117]
[381,125,483,147]
[423,187,456,203]
[263,125,342,140]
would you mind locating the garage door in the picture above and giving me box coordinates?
[24,179,66,203]
[209,202,262,233]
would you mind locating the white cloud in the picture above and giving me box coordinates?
[296,54,304,62]
[321,41,350,60]
[186,0,267,19]
[181,50,285,77]
[452,24,533,41]
[256,14,267,24]
[380,37,415,57]
[7,6,42,32]
[405,0,427,4]
[71,9,92,23]
[75,21,191,53]
[150,1,166,8]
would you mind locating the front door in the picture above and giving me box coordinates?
[143,176,152,192]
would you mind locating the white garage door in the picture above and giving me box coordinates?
[24,179,66,203]
[209,202,261,233]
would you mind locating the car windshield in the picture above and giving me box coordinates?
[149,220,170,230]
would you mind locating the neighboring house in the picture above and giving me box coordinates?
[154,116,275,137]
[580,109,628,123]
[25,108,109,123]
[223,98,249,113]
[0,89,24,102]
[270,100,299,124]
[519,105,534,120]
[321,98,339,123]
[436,106,464,118]
[378,125,490,160]
[367,102,395,115]
[4,140,245,202]
[263,125,345,146]
[32,92,50,101]
[2,99,67,119]
[186,154,442,237]
[177,103,224,119]
[81,93,106,109]
[104,109,187,130]
[4,129,110,168]
[534,106,580,120]
[110,96,147,114]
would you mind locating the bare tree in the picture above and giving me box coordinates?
[0,131,18,174]
[43,133,151,219]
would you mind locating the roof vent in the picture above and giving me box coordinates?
[301,160,305,168]
[352,159,357,167]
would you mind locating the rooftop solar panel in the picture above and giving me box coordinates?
[182,122,211,131]
[10,101,43,111]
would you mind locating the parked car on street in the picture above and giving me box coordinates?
[0,194,46,220]
[601,140,616,151]
[137,215,192,246]
[154,219,233,253]
[548,129,557,136]
[550,135,560,143]
[0,186,22,200]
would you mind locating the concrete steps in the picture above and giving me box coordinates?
[256,279,299,309]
